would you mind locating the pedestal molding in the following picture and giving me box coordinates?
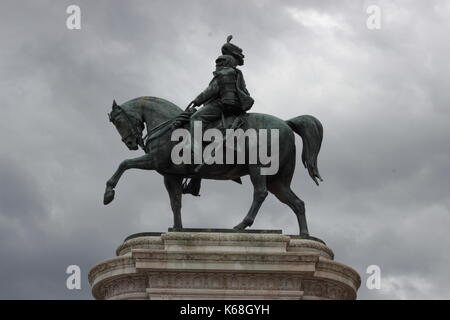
[89,232,361,300]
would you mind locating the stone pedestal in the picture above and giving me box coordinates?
[88,231,360,300]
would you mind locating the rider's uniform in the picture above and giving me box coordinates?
[190,55,249,128]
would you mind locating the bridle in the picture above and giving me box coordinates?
[109,103,192,153]
[108,105,145,149]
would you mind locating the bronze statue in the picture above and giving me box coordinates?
[104,36,323,236]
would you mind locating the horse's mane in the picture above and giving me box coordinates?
[121,96,182,120]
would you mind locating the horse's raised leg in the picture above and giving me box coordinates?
[233,166,268,231]
[103,154,154,205]
[268,180,309,236]
[164,175,183,230]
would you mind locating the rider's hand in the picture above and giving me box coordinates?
[185,101,193,111]
[185,101,197,111]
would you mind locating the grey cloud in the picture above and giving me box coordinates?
[0,157,47,222]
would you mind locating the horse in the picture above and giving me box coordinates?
[103,96,323,236]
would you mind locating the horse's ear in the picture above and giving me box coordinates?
[112,99,118,110]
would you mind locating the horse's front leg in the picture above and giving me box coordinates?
[103,154,154,205]
[163,175,184,230]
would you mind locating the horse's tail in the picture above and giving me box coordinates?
[286,115,323,186]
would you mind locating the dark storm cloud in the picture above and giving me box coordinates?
[0,0,449,299]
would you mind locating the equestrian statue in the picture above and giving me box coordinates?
[103,35,323,236]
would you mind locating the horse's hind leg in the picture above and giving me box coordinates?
[233,166,268,231]
[268,180,309,236]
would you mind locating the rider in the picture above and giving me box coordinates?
[182,35,253,196]
[187,39,251,123]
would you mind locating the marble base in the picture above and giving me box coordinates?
[88,231,360,300]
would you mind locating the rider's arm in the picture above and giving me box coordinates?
[193,78,220,106]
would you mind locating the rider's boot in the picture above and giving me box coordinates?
[182,178,201,196]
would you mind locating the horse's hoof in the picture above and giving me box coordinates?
[233,223,247,231]
[103,189,115,205]
[300,232,310,237]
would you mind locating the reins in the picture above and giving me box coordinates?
[110,105,195,152]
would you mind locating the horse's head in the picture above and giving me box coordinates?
[108,100,144,151]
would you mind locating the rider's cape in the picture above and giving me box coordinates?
[235,68,254,111]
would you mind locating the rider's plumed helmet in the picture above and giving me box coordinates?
[221,35,244,66]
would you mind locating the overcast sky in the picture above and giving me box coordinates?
[0,0,449,299]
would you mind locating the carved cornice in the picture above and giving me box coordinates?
[88,256,134,285]
[315,257,361,291]
[132,249,321,265]
[147,271,303,291]
[116,236,163,256]
[98,275,147,300]
[161,232,290,243]
[93,271,357,300]
[287,239,334,259]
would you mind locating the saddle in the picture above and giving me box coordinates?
[174,107,247,132]
[172,109,247,196]
[143,108,247,153]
